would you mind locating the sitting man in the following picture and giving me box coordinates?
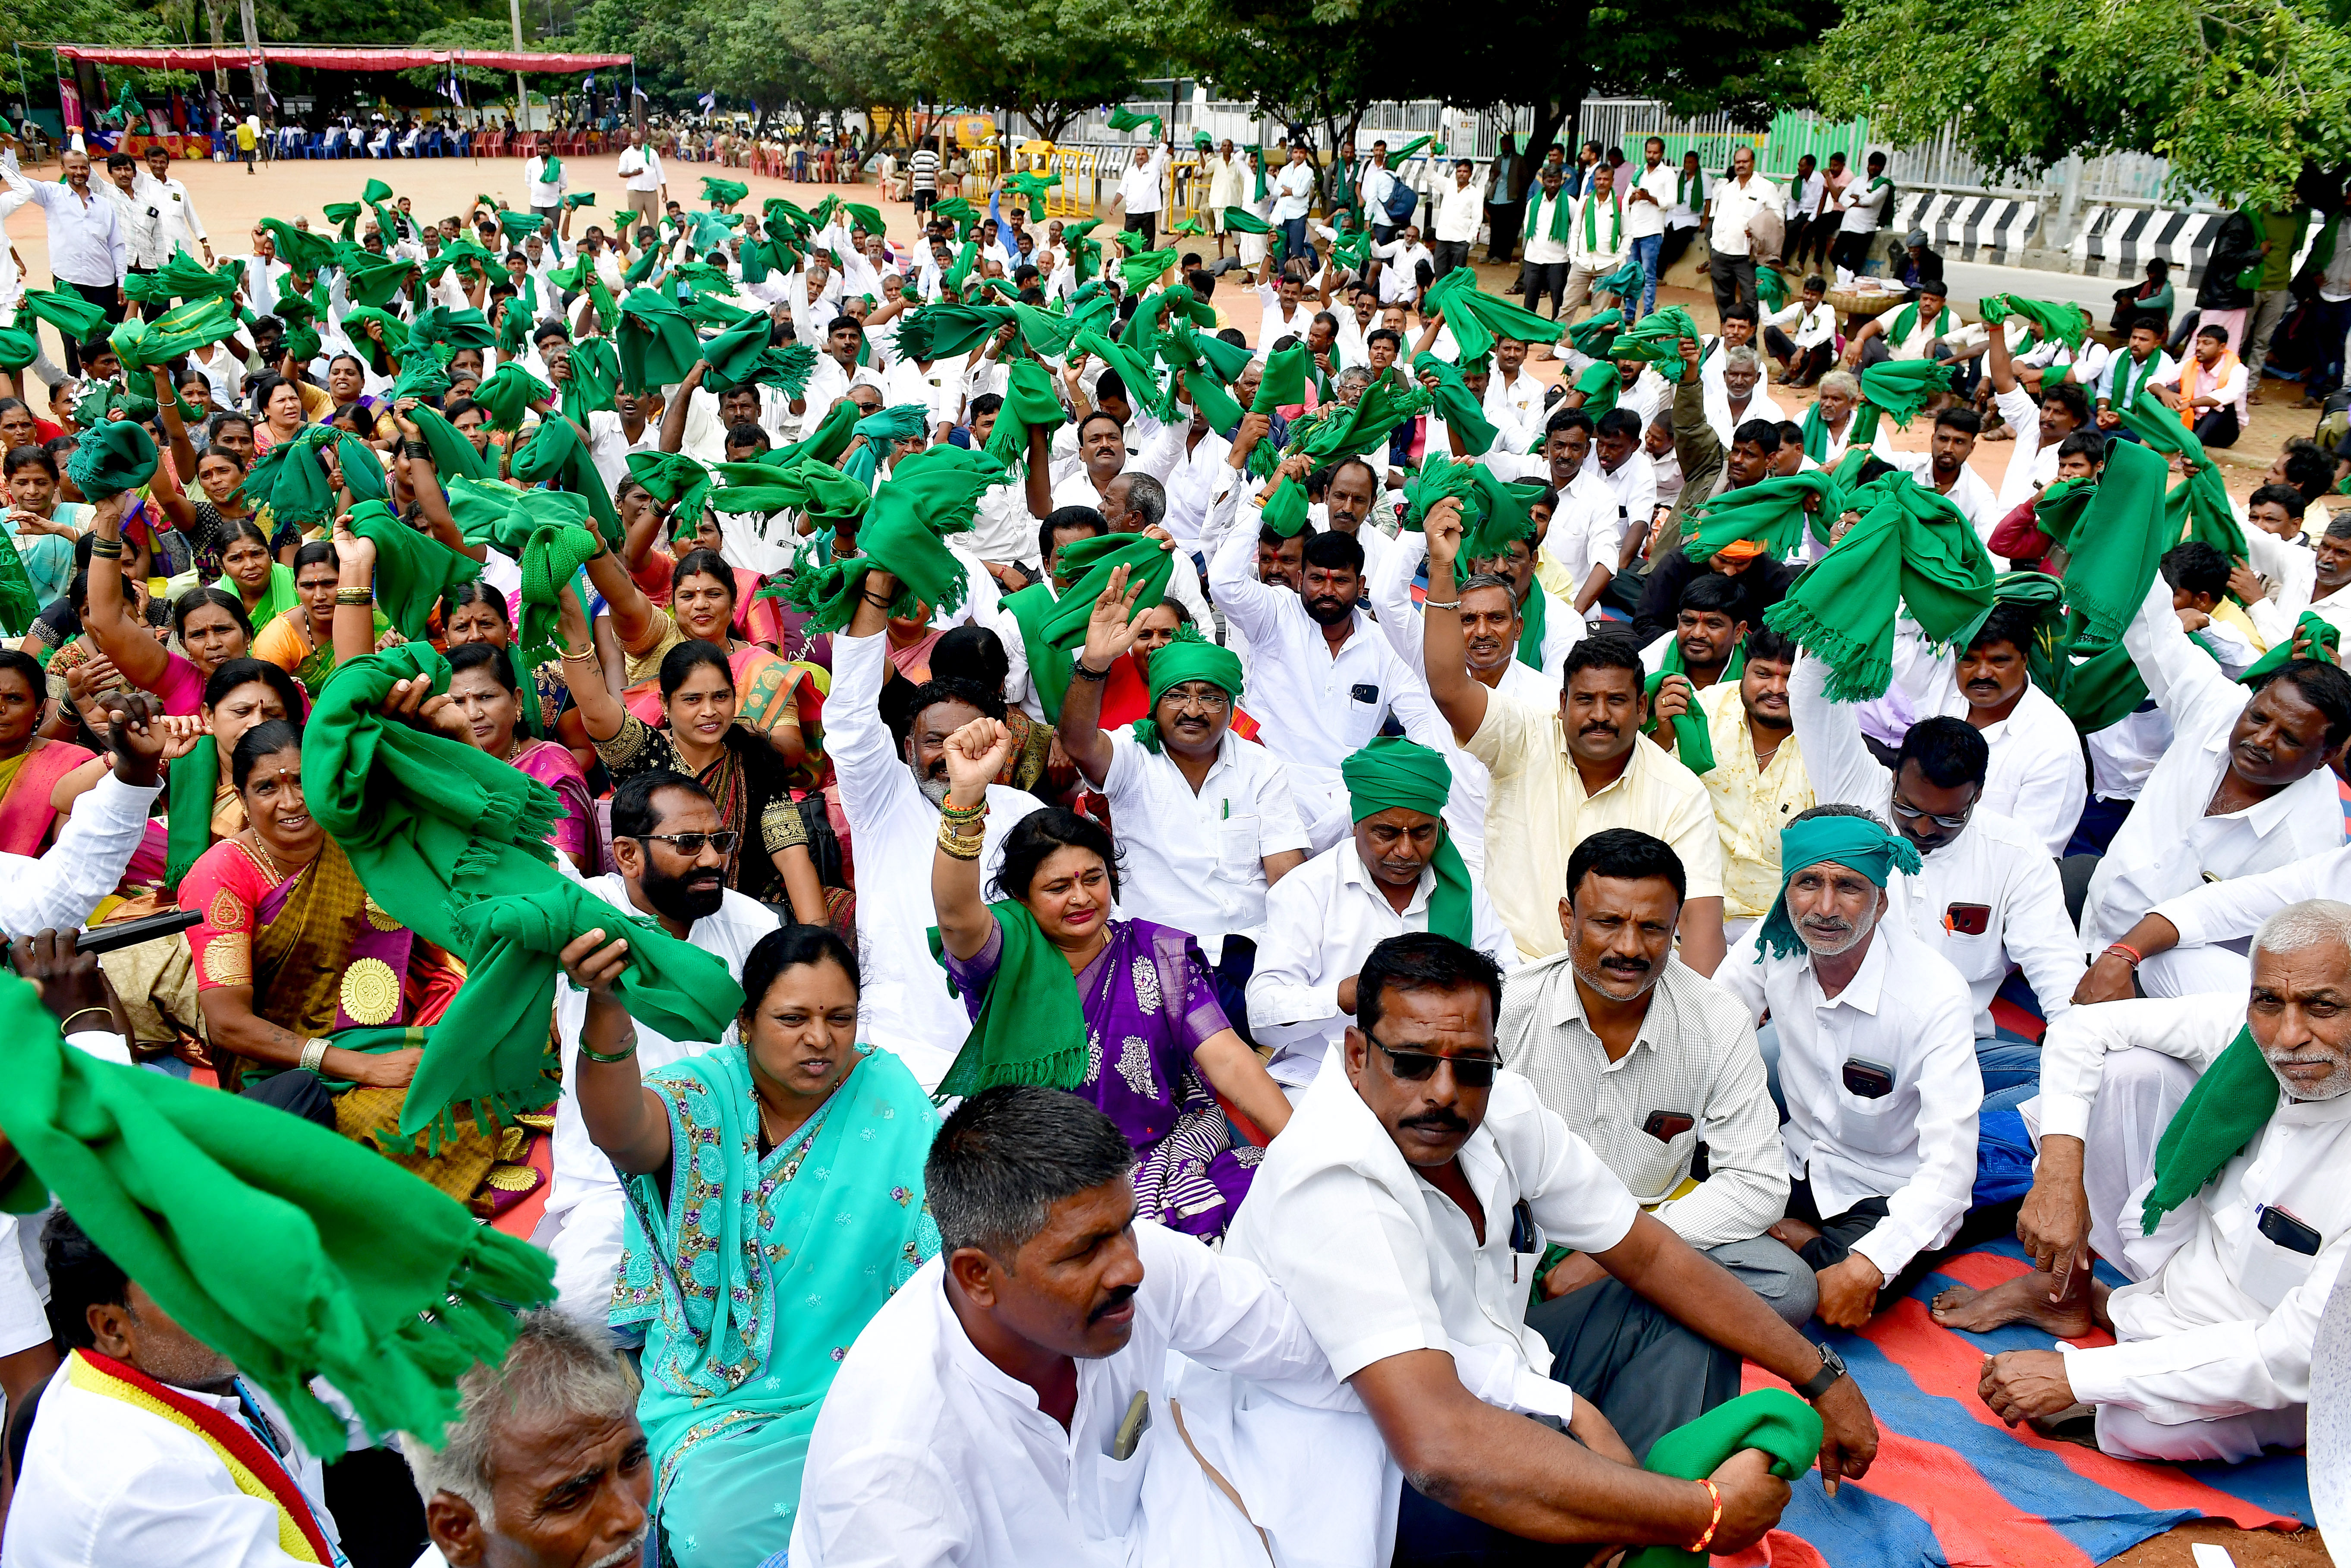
[406,1311,651,1568]
[1685,627,1815,942]
[543,772,779,1323]
[1231,932,1878,1561]
[794,1086,1385,1565]
[11,1211,347,1563]
[1790,651,2086,1071]
[1939,601,2091,855]
[1713,807,1985,1329]
[1942,900,2351,1465]
[1501,829,1817,1327]
[1251,737,1520,1097]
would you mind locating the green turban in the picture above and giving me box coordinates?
[1341,737,1473,946]
[1133,626,1244,754]
[1754,813,1923,962]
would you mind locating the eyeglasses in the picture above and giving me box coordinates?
[1369,1038,1499,1087]
[637,830,740,856]
[1888,795,1971,831]
[1164,688,1230,714]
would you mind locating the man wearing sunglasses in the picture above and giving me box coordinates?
[1231,932,1879,1562]
[1787,648,2084,1087]
[1714,806,1985,1334]
[541,771,780,1323]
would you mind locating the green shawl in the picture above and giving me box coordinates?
[2050,435,2178,652]
[1420,268,1567,360]
[983,359,1070,468]
[1572,361,1621,417]
[164,737,222,890]
[0,975,554,1459]
[1978,294,2090,354]
[1414,352,1498,455]
[1621,1391,1823,1568]
[1684,471,1835,564]
[1342,737,1472,943]
[2237,610,2341,686]
[304,644,742,1138]
[1001,533,1176,723]
[1611,306,1701,383]
[1764,475,1993,702]
[2140,1026,2279,1237]
[774,445,999,631]
[63,421,157,503]
[1887,299,1955,346]
[1567,309,1624,360]
[1646,637,1745,775]
[507,416,624,546]
[472,363,552,433]
[932,901,1092,1099]
[345,499,483,641]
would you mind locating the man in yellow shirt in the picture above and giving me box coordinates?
[1421,498,1726,970]
[1692,628,1813,941]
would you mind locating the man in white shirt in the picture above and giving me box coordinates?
[2152,321,2250,450]
[830,574,1045,1086]
[1057,591,1309,1032]
[1229,932,1879,1555]
[1429,159,1487,282]
[2095,317,2178,432]
[1762,275,1837,389]
[616,126,665,228]
[1938,901,2351,1464]
[8,1212,347,1567]
[1788,654,2086,1057]
[1109,139,1169,246]
[1936,599,2090,853]
[1588,407,1659,562]
[541,772,779,1324]
[1832,151,1894,277]
[795,1086,1384,1568]
[134,145,208,274]
[1712,808,1983,1329]
[1986,313,2095,511]
[1485,334,1545,443]
[1205,140,1249,258]
[1560,162,1628,326]
[1268,142,1319,274]
[405,1311,649,1568]
[1703,346,1786,451]
[2075,542,2351,964]
[1885,406,2001,535]
[1249,738,1522,1093]
[1370,224,1434,307]
[1501,828,1818,1326]
[1703,145,1777,317]
[1623,137,1678,318]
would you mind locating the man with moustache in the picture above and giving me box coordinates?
[1499,830,1818,1327]
[1230,933,1879,1562]
[1938,900,2351,1464]
[542,773,780,1323]
[793,1087,1387,1566]
[1422,504,1726,970]
[1712,808,1983,1330]
[1482,408,1620,622]
[1682,628,1816,940]
[1251,738,1522,1098]
[832,571,1047,1089]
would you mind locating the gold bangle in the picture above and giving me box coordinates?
[936,818,983,860]
[58,1007,113,1034]
[560,645,599,661]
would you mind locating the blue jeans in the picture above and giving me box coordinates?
[1278,217,1309,268]
[1630,232,1663,318]
[2306,294,2351,398]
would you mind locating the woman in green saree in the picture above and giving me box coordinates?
[561,920,938,1563]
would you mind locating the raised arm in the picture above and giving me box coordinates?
[151,367,198,480]
[1418,497,1488,745]
[932,716,1017,961]
[82,495,173,694]
[555,930,673,1175]
[558,582,626,744]
[1054,564,1146,786]
[581,533,661,653]
[329,516,378,667]
[659,359,709,454]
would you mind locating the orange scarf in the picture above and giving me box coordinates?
[66,1350,336,1563]
[2181,350,2238,428]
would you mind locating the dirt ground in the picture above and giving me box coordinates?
[8,145,2335,510]
[2108,1522,2334,1568]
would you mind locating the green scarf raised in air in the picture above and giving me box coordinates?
[1343,737,1473,943]
[932,900,1091,1098]
[775,445,999,632]
[303,645,742,1139]
[0,974,554,1461]
[2140,1025,2280,1237]
[1001,533,1175,724]
[1683,470,1835,567]
[1572,361,1621,418]
[1133,626,1243,755]
[1754,810,1922,961]
[1621,1391,1823,1568]
[2237,610,2341,686]
[1645,636,1745,776]
[1764,474,1993,702]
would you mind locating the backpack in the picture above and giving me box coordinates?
[1382,175,1418,227]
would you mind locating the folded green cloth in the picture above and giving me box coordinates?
[257,218,337,277]
[1118,248,1180,293]
[2118,388,2248,564]
[1979,293,2092,353]
[562,337,622,425]
[507,416,623,545]
[1421,268,1566,360]
[982,358,1071,469]
[63,420,157,503]
[123,246,242,306]
[1105,107,1163,137]
[713,453,871,523]
[1646,634,1747,776]
[775,444,1000,631]
[932,901,1092,1096]
[897,303,1018,363]
[345,498,483,640]
[0,326,35,371]
[1765,475,1994,701]
[237,425,387,527]
[1683,472,1835,564]
[1857,358,1954,428]
[0,974,554,1460]
[2140,1024,2279,1238]
[1620,1390,1823,1568]
[19,286,110,343]
[617,288,705,392]
[1221,207,1271,235]
[2052,435,2176,652]
[2238,609,2341,686]
[699,307,774,386]
[1567,309,1625,359]
[410,403,494,482]
[998,533,1175,722]
[1610,306,1702,384]
[472,362,552,432]
[407,305,495,351]
[1597,258,1646,301]
[701,176,750,208]
[338,250,418,310]
[1413,352,1498,456]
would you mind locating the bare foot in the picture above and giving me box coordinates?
[1930,1269,2095,1335]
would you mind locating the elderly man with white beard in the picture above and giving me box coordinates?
[1929,899,2351,1464]
[1712,806,1983,1332]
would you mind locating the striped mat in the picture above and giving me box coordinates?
[1724,1237,2308,1568]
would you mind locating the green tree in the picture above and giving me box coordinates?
[1809,0,2351,204]
[1167,0,1386,200]
[397,17,529,97]
[894,0,1152,143]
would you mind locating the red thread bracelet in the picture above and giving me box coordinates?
[2105,942,2144,968]
[1690,1477,1724,1553]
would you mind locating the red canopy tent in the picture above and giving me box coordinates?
[47,45,630,71]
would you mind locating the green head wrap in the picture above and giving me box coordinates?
[1340,737,1473,945]
[1753,813,1923,962]
[1133,626,1244,755]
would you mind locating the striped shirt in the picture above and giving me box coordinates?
[908,148,939,193]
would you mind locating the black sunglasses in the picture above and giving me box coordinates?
[1369,1037,1499,1088]
[637,830,740,856]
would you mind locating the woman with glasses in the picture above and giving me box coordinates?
[570,634,828,923]
[927,715,1294,1240]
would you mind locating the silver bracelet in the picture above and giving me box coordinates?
[1422,598,1462,611]
[299,1037,330,1074]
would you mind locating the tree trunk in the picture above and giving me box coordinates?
[201,0,232,99]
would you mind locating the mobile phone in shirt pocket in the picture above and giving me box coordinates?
[2239,1204,2321,1310]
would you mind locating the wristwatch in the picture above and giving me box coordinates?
[1794,1344,1846,1400]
